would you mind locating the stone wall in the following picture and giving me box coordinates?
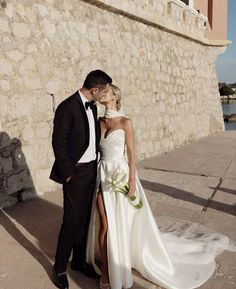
[0,0,225,207]
[92,0,208,42]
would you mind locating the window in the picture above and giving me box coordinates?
[180,0,189,5]
[208,0,213,28]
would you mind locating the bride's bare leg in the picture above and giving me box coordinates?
[96,191,109,285]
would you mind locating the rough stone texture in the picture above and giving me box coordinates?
[0,133,37,208]
[0,0,225,206]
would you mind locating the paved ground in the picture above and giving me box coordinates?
[0,131,235,289]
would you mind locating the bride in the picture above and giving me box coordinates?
[86,84,235,289]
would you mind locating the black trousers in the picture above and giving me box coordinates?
[54,161,97,273]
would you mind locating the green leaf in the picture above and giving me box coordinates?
[117,187,128,194]
[129,195,136,201]
[135,203,142,209]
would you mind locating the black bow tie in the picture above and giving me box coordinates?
[85,101,95,110]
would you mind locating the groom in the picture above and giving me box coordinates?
[50,70,112,289]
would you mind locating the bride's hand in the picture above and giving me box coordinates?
[127,178,135,197]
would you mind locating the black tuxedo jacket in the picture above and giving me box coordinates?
[49,91,100,184]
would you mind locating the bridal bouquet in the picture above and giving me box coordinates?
[107,168,142,209]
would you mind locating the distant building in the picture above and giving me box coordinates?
[194,0,228,42]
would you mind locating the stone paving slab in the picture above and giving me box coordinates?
[139,131,236,178]
[145,188,201,223]
[199,253,236,289]
[225,154,236,179]
[197,131,236,147]
[209,252,236,289]
[199,208,236,241]
[138,169,219,212]
[206,178,236,217]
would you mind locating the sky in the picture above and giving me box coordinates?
[215,0,236,84]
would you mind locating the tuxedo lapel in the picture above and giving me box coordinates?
[75,91,100,152]
[91,105,101,153]
[75,91,89,143]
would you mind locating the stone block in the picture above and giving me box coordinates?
[1,157,13,173]
[0,18,10,32]
[46,80,61,94]
[0,193,17,208]
[12,22,31,38]
[25,78,42,90]
[25,7,37,23]
[40,19,56,37]
[0,59,13,76]
[0,80,10,92]
[19,57,36,75]
[35,122,51,139]
[6,50,24,62]
[26,44,38,53]
[5,170,32,195]
[21,125,35,143]
[0,132,11,149]
[7,95,31,119]
[21,188,38,201]
[33,168,56,194]
[2,36,11,43]
[14,147,27,167]
[31,93,53,114]
[33,4,49,17]
[4,3,14,18]
[16,3,26,19]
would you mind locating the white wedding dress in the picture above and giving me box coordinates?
[86,129,235,289]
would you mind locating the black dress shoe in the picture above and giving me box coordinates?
[71,262,100,279]
[52,267,69,289]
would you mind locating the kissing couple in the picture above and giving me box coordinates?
[50,70,235,289]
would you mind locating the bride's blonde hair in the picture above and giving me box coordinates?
[110,84,121,111]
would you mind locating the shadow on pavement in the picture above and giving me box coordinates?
[140,179,236,216]
[209,186,236,196]
[0,208,54,283]
[0,196,98,289]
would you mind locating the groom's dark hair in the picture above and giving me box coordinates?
[83,70,112,89]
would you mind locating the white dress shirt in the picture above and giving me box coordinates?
[78,90,96,163]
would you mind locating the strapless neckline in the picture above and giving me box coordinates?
[101,129,125,140]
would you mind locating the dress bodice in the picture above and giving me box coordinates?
[100,129,125,161]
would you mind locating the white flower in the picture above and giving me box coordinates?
[106,168,142,209]
[107,168,127,191]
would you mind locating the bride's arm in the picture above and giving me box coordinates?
[123,118,136,197]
